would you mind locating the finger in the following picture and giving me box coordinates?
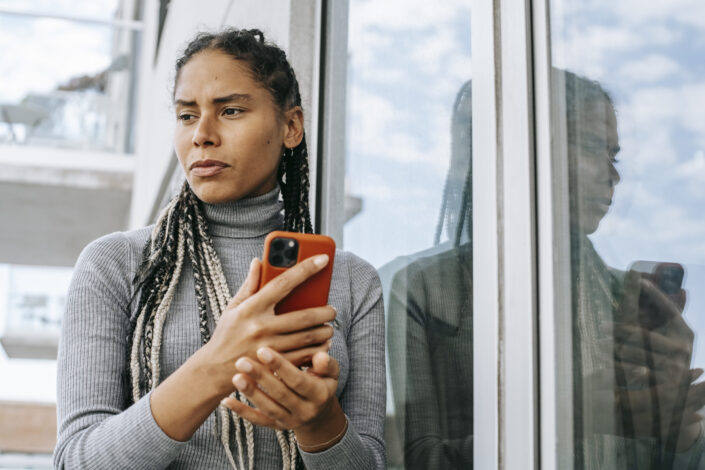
[614,343,686,373]
[613,323,691,357]
[618,270,642,322]
[283,342,331,367]
[247,254,329,310]
[227,258,261,310]
[267,305,336,335]
[231,370,294,425]
[236,355,303,411]
[310,351,339,380]
[257,347,318,399]
[276,324,334,352]
[220,397,283,429]
[690,369,704,383]
[639,278,682,322]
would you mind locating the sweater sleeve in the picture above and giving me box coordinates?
[53,233,188,469]
[299,253,387,469]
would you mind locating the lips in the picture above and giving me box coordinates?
[189,159,229,177]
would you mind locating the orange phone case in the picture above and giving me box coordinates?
[259,231,336,314]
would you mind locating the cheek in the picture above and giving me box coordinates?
[174,131,191,168]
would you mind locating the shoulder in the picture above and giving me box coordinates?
[329,249,383,327]
[69,226,153,308]
[77,226,152,273]
[333,249,380,284]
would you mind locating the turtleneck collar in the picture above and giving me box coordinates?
[201,187,284,239]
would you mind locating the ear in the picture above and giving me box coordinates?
[282,106,304,149]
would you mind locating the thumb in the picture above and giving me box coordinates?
[227,258,261,309]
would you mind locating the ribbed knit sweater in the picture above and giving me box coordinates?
[53,188,386,469]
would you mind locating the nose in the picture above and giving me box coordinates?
[192,114,220,147]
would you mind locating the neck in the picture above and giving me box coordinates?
[201,186,284,239]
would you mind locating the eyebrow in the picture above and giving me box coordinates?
[174,93,252,106]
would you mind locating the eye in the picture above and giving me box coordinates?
[178,113,196,122]
[223,107,243,117]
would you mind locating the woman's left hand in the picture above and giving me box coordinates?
[221,347,347,449]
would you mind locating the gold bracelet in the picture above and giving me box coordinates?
[297,417,349,452]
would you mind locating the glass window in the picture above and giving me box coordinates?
[343,1,472,467]
[549,1,705,467]
[0,1,142,153]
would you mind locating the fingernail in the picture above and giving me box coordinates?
[220,398,229,406]
[313,254,329,267]
[258,347,273,363]
[233,374,247,390]
[236,357,252,373]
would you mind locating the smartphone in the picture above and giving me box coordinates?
[258,231,336,314]
[628,260,686,329]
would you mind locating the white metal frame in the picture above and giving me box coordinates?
[471,0,501,467]
[473,0,540,467]
[315,0,349,243]
[533,0,575,468]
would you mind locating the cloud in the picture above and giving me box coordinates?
[618,54,680,83]
[347,85,453,174]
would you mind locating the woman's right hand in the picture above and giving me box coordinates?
[201,254,336,395]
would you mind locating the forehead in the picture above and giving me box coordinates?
[174,49,264,100]
[580,100,618,141]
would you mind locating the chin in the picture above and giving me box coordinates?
[189,182,239,204]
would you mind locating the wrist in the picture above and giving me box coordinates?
[295,399,347,452]
[189,343,235,399]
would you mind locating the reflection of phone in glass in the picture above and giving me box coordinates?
[259,231,336,315]
[628,261,686,329]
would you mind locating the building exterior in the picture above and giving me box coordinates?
[1,0,704,468]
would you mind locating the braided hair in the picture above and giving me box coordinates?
[128,29,312,470]
[434,80,472,247]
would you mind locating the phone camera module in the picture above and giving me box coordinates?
[269,237,298,268]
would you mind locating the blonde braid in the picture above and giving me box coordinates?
[150,222,186,387]
[131,182,300,470]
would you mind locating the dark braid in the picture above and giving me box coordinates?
[435,80,472,247]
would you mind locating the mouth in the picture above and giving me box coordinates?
[189,159,230,177]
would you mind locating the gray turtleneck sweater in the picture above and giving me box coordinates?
[53,189,386,469]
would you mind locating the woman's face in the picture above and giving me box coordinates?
[572,98,621,235]
[173,49,302,204]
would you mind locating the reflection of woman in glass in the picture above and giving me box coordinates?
[388,80,473,469]
[54,29,385,469]
[564,70,705,469]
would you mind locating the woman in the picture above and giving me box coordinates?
[53,29,385,469]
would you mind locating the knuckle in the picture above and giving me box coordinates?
[246,320,265,339]
[303,331,314,344]
[272,274,293,293]
[302,404,317,423]
[289,373,305,389]
[270,387,287,403]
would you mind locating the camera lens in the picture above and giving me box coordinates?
[284,248,296,260]
[272,239,285,251]
[271,254,284,266]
